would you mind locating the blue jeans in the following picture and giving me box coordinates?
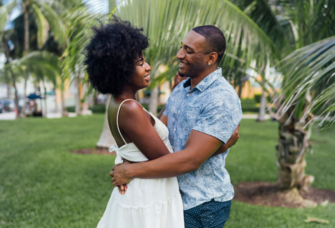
[184,199,231,228]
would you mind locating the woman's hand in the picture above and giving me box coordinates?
[118,184,128,195]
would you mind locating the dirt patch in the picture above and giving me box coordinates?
[70,148,116,156]
[310,140,327,144]
[234,181,335,208]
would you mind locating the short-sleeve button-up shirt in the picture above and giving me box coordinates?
[163,68,242,210]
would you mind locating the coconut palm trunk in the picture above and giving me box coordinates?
[24,2,29,57]
[75,71,81,114]
[96,95,116,149]
[257,91,267,121]
[276,96,314,191]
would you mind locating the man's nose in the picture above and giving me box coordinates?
[176,48,185,59]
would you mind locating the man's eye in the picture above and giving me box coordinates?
[186,48,192,53]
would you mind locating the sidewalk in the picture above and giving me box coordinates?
[243,114,270,119]
[0,112,16,120]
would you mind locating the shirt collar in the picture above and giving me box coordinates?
[183,68,222,93]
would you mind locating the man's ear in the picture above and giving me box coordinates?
[207,52,218,65]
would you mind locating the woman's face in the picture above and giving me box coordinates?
[129,54,151,90]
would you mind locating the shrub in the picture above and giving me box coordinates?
[241,98,259,113]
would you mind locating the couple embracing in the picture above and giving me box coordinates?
[83,16,242,228]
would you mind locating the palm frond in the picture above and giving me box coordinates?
[31,3,49,49]
[115,0,276,82]
[279,36,335,126]
[0,0,17,32]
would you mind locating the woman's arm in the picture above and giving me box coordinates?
[117,100,171,160]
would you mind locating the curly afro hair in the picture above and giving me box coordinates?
[83,16,149,96]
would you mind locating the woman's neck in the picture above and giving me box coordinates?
[114,87,137,102]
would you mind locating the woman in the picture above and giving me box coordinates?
[83,17,184,228]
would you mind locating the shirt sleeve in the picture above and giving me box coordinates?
[193,91,242,144]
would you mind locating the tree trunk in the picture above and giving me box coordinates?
[2,36,18,117]
[20,72,29,117]
[276,108,314,191]
[238,81,242,98]
[60,81,67,116]
[75,72,81,114]
[43,80,47,116]
[9,69,19,118]
[257,91,267,121]
[149,86,158,116]
[24,2,29,57]
[96,95,116,148]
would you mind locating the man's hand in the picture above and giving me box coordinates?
[110,161,133,187]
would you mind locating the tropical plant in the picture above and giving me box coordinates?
[260,0,335,190]
[114,0,278,115]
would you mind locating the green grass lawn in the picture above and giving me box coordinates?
[0,115,334,228]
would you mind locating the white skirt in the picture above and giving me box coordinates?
[97,177,184,228]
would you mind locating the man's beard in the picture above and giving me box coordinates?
[178,70,193,78]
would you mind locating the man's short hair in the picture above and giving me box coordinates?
[192,25,226,64]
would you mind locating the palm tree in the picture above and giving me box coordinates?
[261,0,335,190]
[1,0,66,117]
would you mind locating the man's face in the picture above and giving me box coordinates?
[177,30,209,78]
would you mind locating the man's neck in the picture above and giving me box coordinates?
[190,66,218,89]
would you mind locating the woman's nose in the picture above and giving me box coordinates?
[146,62,151,71]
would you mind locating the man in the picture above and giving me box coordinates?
[111,25,242,228]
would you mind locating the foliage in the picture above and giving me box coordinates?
[278,37,335,127]
[114,0,276,83]
[241,98,259,113]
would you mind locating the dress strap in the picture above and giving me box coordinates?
[116,99,146,145]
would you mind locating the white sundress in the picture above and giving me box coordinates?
[97,99,184,228]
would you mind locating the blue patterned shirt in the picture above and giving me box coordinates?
[163,68,242,210]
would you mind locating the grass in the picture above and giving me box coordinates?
[0,115,334,227]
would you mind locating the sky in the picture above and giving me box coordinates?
[3,0,114,30]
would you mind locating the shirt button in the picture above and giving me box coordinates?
[186,94,190,96]
[178,110,180,113]
[174,128,176,132]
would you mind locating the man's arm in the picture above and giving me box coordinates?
[211,123,240,157]
[111,130,222,186]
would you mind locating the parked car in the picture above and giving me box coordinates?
[0,99,15,113]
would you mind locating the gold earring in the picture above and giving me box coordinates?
[208,62,211,66]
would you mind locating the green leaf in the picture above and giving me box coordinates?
[31,3,49,49]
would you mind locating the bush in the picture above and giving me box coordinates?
[89,104,106,113]
[241,98,259,113]
[66,106,75,112]
[254,94,262,103]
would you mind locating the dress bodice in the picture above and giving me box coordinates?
[109,99,173,165]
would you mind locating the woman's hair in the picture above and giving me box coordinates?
[83,16,149,95]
